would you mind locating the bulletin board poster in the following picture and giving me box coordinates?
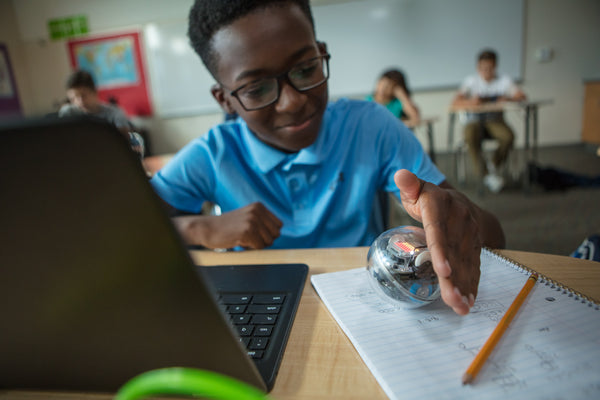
[67,31,153,116]
[0,43,22,118]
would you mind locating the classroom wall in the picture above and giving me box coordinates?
[0,0,33,116]
[2,0,599,155]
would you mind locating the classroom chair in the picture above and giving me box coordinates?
[453,126,519,190]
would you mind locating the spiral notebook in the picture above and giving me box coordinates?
[311,249,600,400]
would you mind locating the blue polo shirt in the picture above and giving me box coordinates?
[151,98,445,249]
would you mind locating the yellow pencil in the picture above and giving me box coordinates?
[462,273,538,385]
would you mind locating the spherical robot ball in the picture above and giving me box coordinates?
[366,226,440,308]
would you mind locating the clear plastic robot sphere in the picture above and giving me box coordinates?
[366,226,440,308]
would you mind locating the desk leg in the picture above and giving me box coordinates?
[523,105,532,192]
[448,112,457,181]
[447,112,456,150]
[427,121,436,163]
[532,105,539,161]
[525,105,531,158]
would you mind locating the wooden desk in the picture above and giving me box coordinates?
[447,100,553,188]
[405,116,439,163]
[2,248,598,400]
[193,248,600,400]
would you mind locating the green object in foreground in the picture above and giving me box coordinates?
[115,368,271,400]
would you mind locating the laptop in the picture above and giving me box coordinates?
[0,116,308,393]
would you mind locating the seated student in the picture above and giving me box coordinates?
[59,69,144,158]
[366,68,420,126]
[151,0,506,315]
[451,49,526,193]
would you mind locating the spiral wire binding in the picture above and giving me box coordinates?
[483,248,600,310]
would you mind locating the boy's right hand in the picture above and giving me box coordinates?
[189,202,282,250]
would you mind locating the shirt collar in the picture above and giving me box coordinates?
[240,111,330,173]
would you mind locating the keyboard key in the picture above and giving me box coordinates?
[247,304,281,314]
[255,326,273,336]
[249,337,269,350]
[221,292,286,357]
[252,294,286,304]
[247,350,264,359]
[252,314,277,324]
[227,305,247,314]
[231,314,251,324]
[221,294,252,304]
[237,325,254,336]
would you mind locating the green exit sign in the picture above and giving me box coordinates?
[48,15,89,40]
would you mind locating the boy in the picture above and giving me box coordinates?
[59,69,144,157]
[452,49,526,193]
[151,0,505,315]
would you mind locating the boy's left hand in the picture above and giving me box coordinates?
[394,169,483,315]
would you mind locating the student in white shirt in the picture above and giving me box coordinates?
[452,49,526,193]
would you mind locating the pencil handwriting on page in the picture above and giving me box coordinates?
[470,299,506,322]
[458,342,525,391]
[470,299,503,313]
[547,361,594,383]
[491,373,526,391]
[524,344,558,371]
[346,285,404,314]
[417,315,440,325]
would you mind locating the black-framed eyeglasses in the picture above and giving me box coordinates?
[226,54,330,111]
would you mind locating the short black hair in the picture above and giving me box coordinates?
[66,69,96,91]
[478,49,498,64]
[188,0,315,79]
[381,68,411,97]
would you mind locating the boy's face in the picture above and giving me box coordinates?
[66,86,100,113]
[210,4,328,153]
[477,59,496,82]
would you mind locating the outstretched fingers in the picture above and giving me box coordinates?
[394,169,478,315]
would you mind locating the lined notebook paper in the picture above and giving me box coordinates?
[311,249,600,400]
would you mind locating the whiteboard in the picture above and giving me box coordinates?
[144,20,221,117]
[317,0,523,97]
[144,0,524,117]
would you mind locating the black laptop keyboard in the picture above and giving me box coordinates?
[220,293,286,359]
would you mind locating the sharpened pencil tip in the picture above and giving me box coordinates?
[462,373,473,385]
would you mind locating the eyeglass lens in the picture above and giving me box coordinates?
[235,56,328,110]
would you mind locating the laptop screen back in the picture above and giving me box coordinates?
[0,117,265,392]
